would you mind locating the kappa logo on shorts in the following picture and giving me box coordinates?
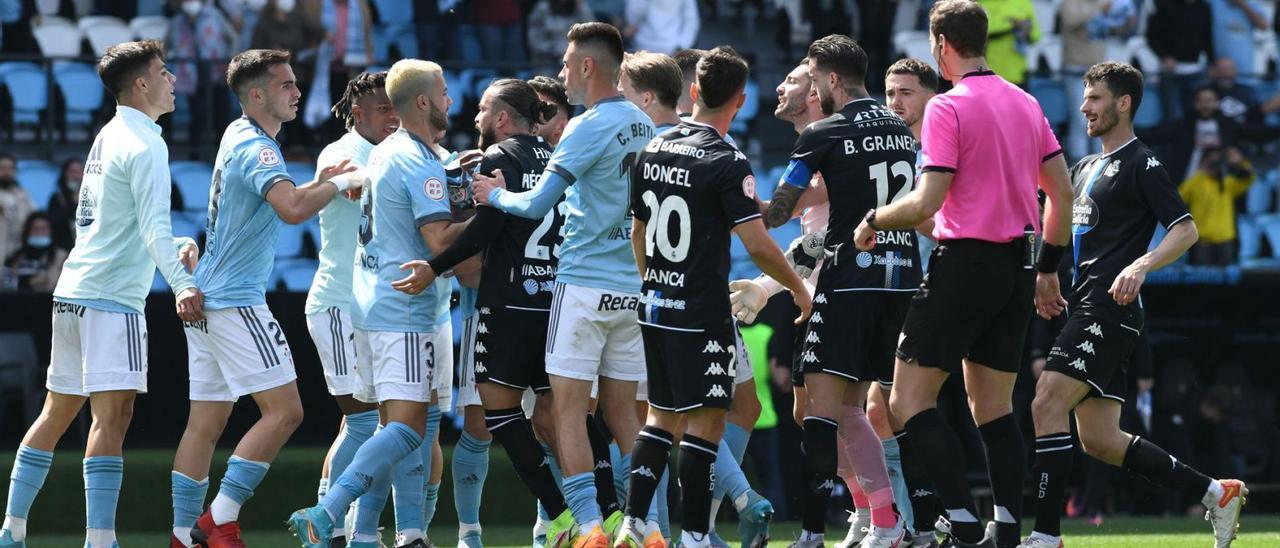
[1069,358,1087,372]
[704,363,726,375]
[475,342,488,354]
[810,312,823,324]
[800,350,819,364]
[706,384,729,398]
[815,479,836,491]
[1077,341,1096,355]
[595,459,613,471]
[814,293,827,304]
[805,331,821,344]
[702,340,725,353]
[477,322,489,334]
[475,361,487,373]
[1085,323,1104,338]
[480,307,491,315]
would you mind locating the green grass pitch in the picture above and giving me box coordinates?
[3,449,1276,546]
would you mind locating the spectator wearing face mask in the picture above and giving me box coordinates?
[47,158,84,250]
[3,212,67,292]
[0,153,36,264]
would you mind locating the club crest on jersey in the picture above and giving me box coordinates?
[1104,161,1121,177]
[258,146,280,166]
[423,177,446,200]
[742,174,756,198]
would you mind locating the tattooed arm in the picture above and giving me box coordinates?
[763,183,807,228]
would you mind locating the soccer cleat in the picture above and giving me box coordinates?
[1013,536,1062,548]
[834,510,870,548]
[737,491,774,548]
[546,509,578,548]
[909,531,939,548]
[574,525,610,548]
[785,539,824,548]
[287,505,337,548]
[0,530,25,548]
[397,540,431,548]
[1206,479,1248,548]
[605,511,625,541]
[707,531,731,548]
[458,528,483,548]
[193,509,246,548]
[857,519,905,548]
[613,517,646,548]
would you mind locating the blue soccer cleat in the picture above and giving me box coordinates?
[736,491,774,548]
[288,505,337,548]
[0,530,25,548]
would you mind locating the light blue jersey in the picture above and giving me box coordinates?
[194,116,293,310]
[305,131,376,315]
[352,128,452,333]
[490,96,654,294]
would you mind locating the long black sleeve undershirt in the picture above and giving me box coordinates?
[427,205,507,273]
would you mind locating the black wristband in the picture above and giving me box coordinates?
[1037,242,1065,273]
[865,208,882,231]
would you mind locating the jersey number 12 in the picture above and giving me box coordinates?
[869,160,914,207]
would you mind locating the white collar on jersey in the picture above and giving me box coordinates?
[116,105,161,135]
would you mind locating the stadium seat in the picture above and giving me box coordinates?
[459,68,497,99]
[170,213,203,241]
[34,0,62,15]
[443,70,464,118]
[273,259,319,291]
[171,163,213,212]
[1127,36,1160,74]
[31,23,81,58]
[76,15,128,34]
[129,16,169,40]
[1133,84,1163,129]
[893,30,932,62]
[286,161,316,185]
[16,159,54,174]
[1254,29,1278,78]
[20,166,58,207]
[1104,39,1131,66]
[3,68,49,126]
[0,62,41,80]
[54,63,104,126]
[276,222,306,258]
[730,80,759,134]
[1032,0,1059,33]
[33,14,73,28]
[1029,77,1069,128]
[472,75,500,103]
[1029,34,1063,74]
[83,22,134,57]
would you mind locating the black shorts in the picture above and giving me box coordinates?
[474,306,551,392]
[791,319,809,388]
[1044,306,1143,402]
[799,290,910,387]
[896,239,1035,374]
[641,324,736,412]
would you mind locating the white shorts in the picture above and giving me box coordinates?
[185,305,297,401]
[47,302,148,396]
[455,314,481,412]
[306,308,358,396]
[353,327,451,404]
[544,283,645,382]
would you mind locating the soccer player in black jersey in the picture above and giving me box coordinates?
[1020,62,1246,548]
[397,78,580,546]
[762,34,917,547]
[614,46,811,548]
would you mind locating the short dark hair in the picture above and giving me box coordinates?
[226,49,292,101]
[807,34,868,87]
[97,39,165,99]
[489,78,560,129]
[886,58,939,92]
[673,48,708,81]
[1084,61,1144,121]
[332,71,387,130]
[567,22,625,67]
[528,76,571,117]
[622,52,683,110]
[696,46,749,110]
[0,152,15,164]
[929,0,988,58]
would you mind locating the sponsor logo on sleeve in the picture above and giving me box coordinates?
[258,146,281,166]
[424,177,446,200]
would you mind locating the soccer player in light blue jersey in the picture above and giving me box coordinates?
[472,22,656,547]
[0,40,201,548]
[169,49,357,548]
[289,59,471,548]
[305,71,399,547]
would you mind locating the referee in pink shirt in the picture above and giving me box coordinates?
[852,2,1074,547]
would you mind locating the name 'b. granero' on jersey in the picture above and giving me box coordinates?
[790,98,922,291]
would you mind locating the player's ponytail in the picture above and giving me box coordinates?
[488,78,552,132]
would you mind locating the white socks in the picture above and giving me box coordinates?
[1202,479,1226,508]
[210,492,242,525]
[2,517,27,541]
[86,528,116,547]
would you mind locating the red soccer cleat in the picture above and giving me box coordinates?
[192,509,246,548]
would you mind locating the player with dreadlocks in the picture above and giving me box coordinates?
[304,70,400,547]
